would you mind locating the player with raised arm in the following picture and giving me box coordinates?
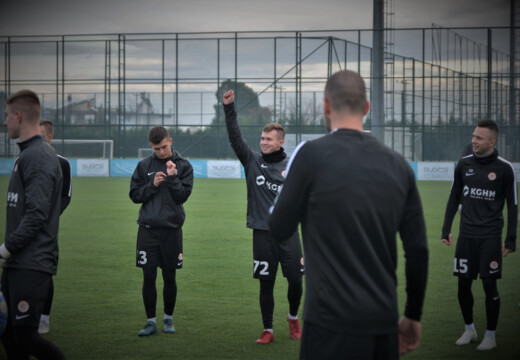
[441,119,517,351]
[223,89,304,344]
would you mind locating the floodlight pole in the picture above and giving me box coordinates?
[510,0,518,157]
[372,0,385,143]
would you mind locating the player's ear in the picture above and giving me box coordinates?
[363,101,370,116]
[323,97,331,117]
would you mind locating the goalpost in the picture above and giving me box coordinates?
[50,139,114,159]
[138,148,153,159]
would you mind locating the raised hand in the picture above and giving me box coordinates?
[223,90,234,105]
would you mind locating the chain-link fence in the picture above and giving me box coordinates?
[1,27,518,161]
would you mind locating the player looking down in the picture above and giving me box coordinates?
[130,126,194,337]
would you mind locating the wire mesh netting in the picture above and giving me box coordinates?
[1,28,518,161]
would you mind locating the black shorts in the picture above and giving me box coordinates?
[453,236,502,279]
[252,229,304,281]
[0,269,51,328]
[136,226,183,270]
[300,322,398,360]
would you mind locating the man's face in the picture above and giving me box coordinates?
[472,126,495,156]
[4,104,21,139]
[260,130,284,155]
[151,137,173,159]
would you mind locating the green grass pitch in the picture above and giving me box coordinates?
[0,177,518,359]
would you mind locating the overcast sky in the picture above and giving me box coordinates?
[0,0,511,36]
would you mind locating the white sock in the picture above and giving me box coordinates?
[465,323,476,331]
[40,315,50,323]
[484,330,496,340]
[164,314,172,320]
[148,317,157,324]
[288,314,298,320]
[264,329,273,333]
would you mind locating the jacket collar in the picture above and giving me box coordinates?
[18,135,44,151]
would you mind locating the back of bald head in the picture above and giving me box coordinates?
[6,90,41,123]
[325,70,367,115]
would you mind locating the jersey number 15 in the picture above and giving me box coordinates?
[453,258,468,273]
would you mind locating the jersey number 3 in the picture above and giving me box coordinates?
[138,250,148,265]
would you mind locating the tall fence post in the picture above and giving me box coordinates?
[372,0,385,143]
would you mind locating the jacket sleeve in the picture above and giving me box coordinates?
[166,160,194,205]
[441,162,463,240]
[399,168,429,321]
[268,142,310,241]
[6,155,58,253]
[224,102,252,166]
[129,160,159,204]
[59,157,72,214]
[504,167,518,251]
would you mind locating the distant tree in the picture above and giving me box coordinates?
[281,97,325,134]
[212,80,272,131]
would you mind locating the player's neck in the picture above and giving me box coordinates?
[330,117,363,132]
[475,148,495,158]
[19,126,41,143]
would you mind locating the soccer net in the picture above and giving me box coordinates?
[138,148,153,159]
[50,139,114,159]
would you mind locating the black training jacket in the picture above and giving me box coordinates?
[269,129,429,335]
[58,155,72,215]
[4,135,63,275]
[442,149,518,250]
[129,150,193,229]
[224,102,286,230]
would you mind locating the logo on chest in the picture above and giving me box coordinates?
[256,175,280,193]
[7,192,18,207]
[465,169,475,177]
[463,185,496,201]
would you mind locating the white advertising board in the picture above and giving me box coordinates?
[207,160,242,179]
[77,159,109,177]
[417,162,454,181]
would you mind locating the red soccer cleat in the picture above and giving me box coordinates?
[288,317,302,340]
[256,330,275,344]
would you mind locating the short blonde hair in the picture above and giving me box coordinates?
[39,119,54,138]
[262,123,285,140]
[6,89,41,123]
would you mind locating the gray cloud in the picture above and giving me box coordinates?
[0,0,510,37]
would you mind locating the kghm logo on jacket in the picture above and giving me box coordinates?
[463,185,496,201]
[256,175,280,193]
[7,192,18,208]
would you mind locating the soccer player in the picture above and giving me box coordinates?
[1,90,66,359]
[441,119,517,351]
[129,126,194,336]
[268,70,429,359]
[223,90,304,344]
[38,119,72,334]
